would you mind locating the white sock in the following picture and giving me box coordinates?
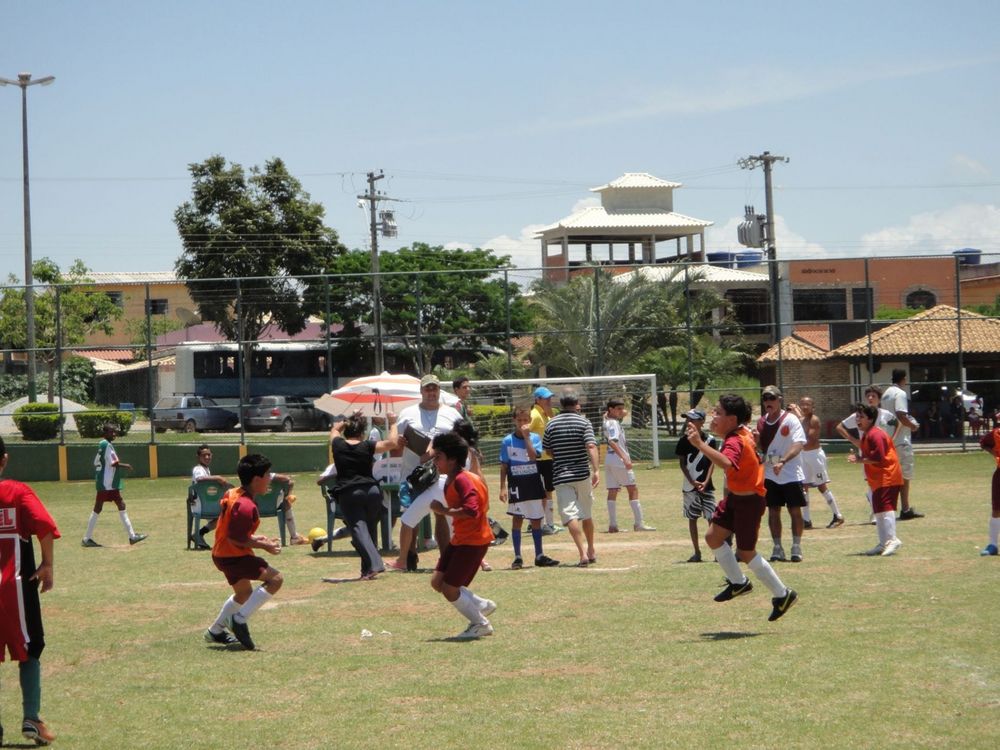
[235,586,273,622]
[452,589,486,625]
[460,586,489,610]
[712,543,747,585]
[875,511,892,544]
[85,512,99,540]
[990,517,1000,546]
[792,535,802,546]
[629,499,644,526]
[285,508,298,538]
[210,595,241,633]
[544,499,554,527]
[748,553,788,597]
[772,536,783,548]
[801,499,812,524]
[606,500,618,527]
[118,510,136,538]
[823,489,842,517]
[884,512,897,542]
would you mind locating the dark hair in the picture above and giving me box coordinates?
[718,394,751,424]
[560,389,580,408]
[891,368,906,384]
[432,431,469,467]
[340,414,367,439]
[0,436,5,456]
[452,376,470,390]
[606,397,625,409]
[197,444,211,456]
[864,385,883,397]
[103,423,118,434]
[451,418,479,449]
[858,404,879,422]
[237,453,272,488]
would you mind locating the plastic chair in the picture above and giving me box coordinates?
[254,478,289,546]
[319,479,347,553]
[187,479,229,549]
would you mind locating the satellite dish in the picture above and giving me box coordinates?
[176,307,202,326]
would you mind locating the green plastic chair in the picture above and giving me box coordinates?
[187,479,229,549]
[319,479,347,553]
[254,478,289,546]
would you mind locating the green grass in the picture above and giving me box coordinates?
[2,452,997,749]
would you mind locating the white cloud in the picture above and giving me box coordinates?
[861,203,1000,257]
[952,153,990,176]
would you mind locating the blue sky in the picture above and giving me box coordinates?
[1,0,998,280]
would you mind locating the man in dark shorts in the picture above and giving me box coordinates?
[685,394,797,622]
[204,454,283,650]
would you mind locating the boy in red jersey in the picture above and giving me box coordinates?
[848,404,904,556]
[428,432,496,640]
[977,425,1000,556]
[204,454,283,650]
[685,394,797,622]
[0,436,59,746]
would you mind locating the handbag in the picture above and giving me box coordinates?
[405,459,439,497]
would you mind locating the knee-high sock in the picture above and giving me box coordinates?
[118,510,136,537]
[990,517,1000,546]
[210,595,242,632]
[452,589,486,624]
[460,586,489,610]
[875,511,893,544]
[235,586,273,622]
[823,489,841,517]
[630,500,644,526]
[544,499,554,526]
[713,543,746,585]
[85,512,99,540]
[801,496,812,523]
[748,553,788,597]
[19,657,41,721]
[606,500,617,527]
[531,527,544,558]
[511,529,522,558]
[884,511,897,541]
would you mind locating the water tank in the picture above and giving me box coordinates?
[734,250,765,268]
[952,248,981,265]
[706,251,736,269]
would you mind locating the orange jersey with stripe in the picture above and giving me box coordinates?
[860,426,903,489]
[445,470,494,546]
[212,487,260,558]
[722,427,765,496]
[981,428,1000,467]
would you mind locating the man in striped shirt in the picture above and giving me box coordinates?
[543,390,599,567]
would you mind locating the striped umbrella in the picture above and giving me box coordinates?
[313,372,458,418]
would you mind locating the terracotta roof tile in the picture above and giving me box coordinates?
[757,335,829,363]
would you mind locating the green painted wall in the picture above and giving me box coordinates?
[245,443,329,474]
[2,445,60,483]
[157,444,242,478]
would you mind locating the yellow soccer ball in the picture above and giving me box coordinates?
[307,527,327,542]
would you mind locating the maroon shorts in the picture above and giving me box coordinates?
[95,490,124,506]
[993,468,1000,514]
[538,460,554,492]
[711,493,766,551]
[435,543,490,588]
[213,555,270,586]
[871,486,901,514]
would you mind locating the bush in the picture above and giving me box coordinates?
[0,373,28,403]
[61,357,96,403]
[469,404,514,437]
[74,410,134,438]
[13,403,64,441]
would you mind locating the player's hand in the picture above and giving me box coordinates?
[847,453,858,464]
[31,562,53,593]
[499,488,508,503]
[591,470,600,488]
[685,422,702,446]
[387,411,397,424]
[773,460,784,476]
[624,459,633,470]
[693,481,704,492]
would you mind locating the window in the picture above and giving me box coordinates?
[906,290,936,309]
[852,287,874,320]
[105,291,123,308]
[793,288,847,322]
[145,298,168,315]
[724,289,770,332]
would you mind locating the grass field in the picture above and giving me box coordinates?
[1,452,997,749]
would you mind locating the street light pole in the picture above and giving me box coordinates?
[1,72,55,403]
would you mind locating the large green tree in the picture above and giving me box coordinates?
[0,258,122,400]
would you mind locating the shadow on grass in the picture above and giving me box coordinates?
[697,631,761,641]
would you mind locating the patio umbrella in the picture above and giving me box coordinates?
[313,372,459,418]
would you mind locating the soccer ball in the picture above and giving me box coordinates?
[307,527,327,542]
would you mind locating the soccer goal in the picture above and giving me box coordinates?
[467,375,660,467]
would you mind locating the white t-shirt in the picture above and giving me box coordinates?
[396,403,463,475]
[840,408,895,436]
[192,464,210,482]
[603,417,629,467]
[881,385,912,446]
[759,411,806,484]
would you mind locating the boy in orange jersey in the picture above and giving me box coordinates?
[978,424,1000,556]
[685,394,797,622]
[428,432,496,640]
[848,404,904,556]
[204,454,283,650]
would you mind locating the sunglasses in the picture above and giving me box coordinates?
[762,394,779,401]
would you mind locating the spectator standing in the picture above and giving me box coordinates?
[881,369,924,519]
[674,408,718,562]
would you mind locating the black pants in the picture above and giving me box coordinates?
[339,484,384,575]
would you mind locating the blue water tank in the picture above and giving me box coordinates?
[734,250,764,268]
[706,251,736,268]
[952,248,981,265]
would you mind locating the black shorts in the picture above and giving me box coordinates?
[537,460,554,492]
[765,479,807,509]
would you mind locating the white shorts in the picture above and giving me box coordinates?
[555,478,594,523]
[801,448,831,487]
[400,475,447,528]
[897,442,914,480]
[507,499,545,520]
[604,464,637,489]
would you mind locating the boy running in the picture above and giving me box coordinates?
[978,425,1000,556]
[499,406,559,569]
[205,454,283,650]
[848,405,904,556]
[685,394,798,622]
[83,423,147,548]
[674,408,718,562]
[603,398,653,532]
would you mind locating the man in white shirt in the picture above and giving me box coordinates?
[881,369,924,520]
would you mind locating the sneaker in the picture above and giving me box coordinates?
[633,523,656,532]
[204,628,238,645]
[768,588,798,622]
[790,544,803,563]
[607,526,619,534]
[423,539,438,550]
[881,538,902,556]
[81,538,102,548]
[686,552,702,563]
[803,520,813,530]
[826,515,845,529]
[981,544,999,556]
[540,524,557,536]
[714,579,753,602]
[510,557,523,570]
[864,541,886,556]
[899,508,925,520]
[769,544,786,562]
[129,533,148,545]
[311,536,330,552]
[534,554,559,567]
[480,599,497,617]
[194,535,211,550]
[290,534,309,545]
[454,622,493,640]
[22,718,55,746]
[230,617,255,650]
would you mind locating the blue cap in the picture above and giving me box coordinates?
[533,386,554,399]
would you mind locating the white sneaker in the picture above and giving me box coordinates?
[633,523,656,532]
[454,621,494,640]
[480,599,497,616]
[865,541,886,556]
[770,544,786,562]
[790,544,803,562]
[881,538,902,556]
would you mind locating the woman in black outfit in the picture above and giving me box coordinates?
[329,412,398,579]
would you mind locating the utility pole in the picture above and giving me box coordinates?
[358,171,399,374]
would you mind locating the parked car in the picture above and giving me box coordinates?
[152,395,239,433]
[242,395,332,432]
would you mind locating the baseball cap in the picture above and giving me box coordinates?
[420,374,441,388]
[684,408,706,421]
[533,386,553,399]
[762,385,782,398]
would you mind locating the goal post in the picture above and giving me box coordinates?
[467,374,660,467]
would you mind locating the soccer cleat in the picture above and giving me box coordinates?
[768,588,798,621]
[454,622,494,640]
[803,520,813,530]
[480,599,497,617]
[826,515,845,529]
[129,533,148,545]
[864,541,886,556]
[607,526,619,534]
[310,536,330,552]
[22,717,56,746]
[534,554,559,567]
[634,523,656,532]
[790,544,803,563]
[204,628,238,645]
[230,617,255,650]
[769,544,786,562]
[687,552,702,563]
[898,508,925,520]
[981,544,999,556]
[81,538,102,548]
[881,538,902,556]
[510,557,523,570]
[714,579,753,602]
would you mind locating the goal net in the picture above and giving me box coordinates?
[466,375,660,468]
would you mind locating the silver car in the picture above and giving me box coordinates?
[242,396,332,432]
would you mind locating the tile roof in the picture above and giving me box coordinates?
[757,335,829,363]
[591,173,682,191]
[83,272,179,284]
[630,263,769,285]
[791,325,830,351]
[84,349,136,362]
[829,304,1000,357]
[537,205,712,236]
